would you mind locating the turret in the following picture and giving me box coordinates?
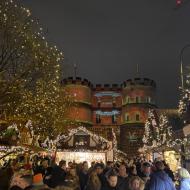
[121,78,156,124]
[61,77,93,127]
[120,78,157,157]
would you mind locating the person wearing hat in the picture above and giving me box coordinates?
[138,162,151,182]
[94,163,107,187]
[138,162,151,190]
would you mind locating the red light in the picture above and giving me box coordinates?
[176,0,182,5]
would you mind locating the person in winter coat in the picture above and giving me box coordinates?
[149,161,176,190]
[117,164,129,190]
[65,167,80,190]
[95,163,107,187]
[128,176,145,190]
[178,168,190,190]
[43,160,67,188]
[101,170,120,190]
[34,158,50,177]
[86,170,101,190]
[163,161,175,182]
[138,162,151,183]
[79,161,89,190]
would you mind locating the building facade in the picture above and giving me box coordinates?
[61,77,157,157]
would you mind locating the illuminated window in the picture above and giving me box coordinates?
[112,97,116,107]
[112,115,117,124]
[148,97,151,103]
[96,114,101,124]
[98,98,101,107]
[136,113,140,121]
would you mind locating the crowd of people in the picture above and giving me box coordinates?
[0,155,190,190]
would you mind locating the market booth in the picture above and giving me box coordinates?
[55,127,114,164]
[139,146,181,172]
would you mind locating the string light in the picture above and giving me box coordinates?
[142,109,182,152]
[0,0,72,140]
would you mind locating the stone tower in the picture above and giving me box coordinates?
[120,78,157,157]
[61,77,93,127]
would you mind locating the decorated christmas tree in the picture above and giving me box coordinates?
[143,109,159,149]
[178,64,190,123]
[159,114,173,147]
[0,0,72,139]
[143,110,173,151]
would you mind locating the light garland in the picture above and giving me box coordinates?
[0,145,30,160]
[55,126,110,144]
[0,0,72,138]
[0,123,20,139]
[111,128,127,161]
[56,148,109,153]
[41,126,127,161]
[142,109,179,152]
[40,126,111,151]
[178,89,190,118]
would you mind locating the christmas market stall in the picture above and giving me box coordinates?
[53,126,126,164]
[0,120,47,166]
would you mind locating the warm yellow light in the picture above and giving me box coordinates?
[56,152,106,165]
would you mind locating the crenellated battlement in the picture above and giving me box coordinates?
[93,84,121,91]
[61,77,93,88]
[61,77,156,90]
[122,78,156,88]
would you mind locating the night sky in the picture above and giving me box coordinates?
[22,0,190,108]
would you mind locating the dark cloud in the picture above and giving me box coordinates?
[22,0,190,108]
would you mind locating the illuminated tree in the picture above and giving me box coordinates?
[158,114,173,147]
[178,66,190,123]
[178,89,190,118]
[142,110,173,151]
[143,110,158,148]
[0,0,72,138]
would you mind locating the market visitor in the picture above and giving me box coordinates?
[0,154,187,190]
[128,176,144,190]
[148,161,176,190]
[177,168,190,190]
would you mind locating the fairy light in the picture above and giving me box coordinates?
[0,0,71,139]
[142,110,182,152]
